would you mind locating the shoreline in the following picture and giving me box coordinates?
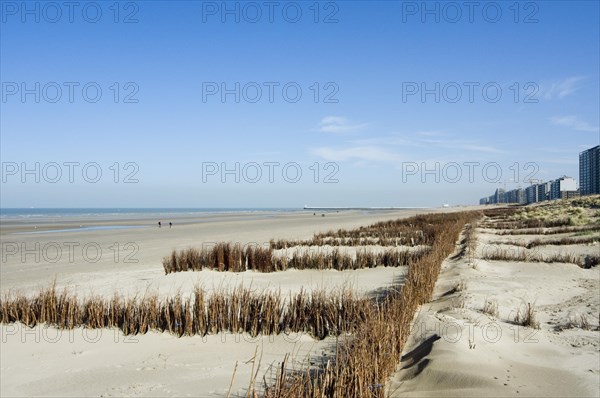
[1,203,597,397]
[0,207,451,397]
[1,208,474,397]
[2,207,482,293]
[0,208,452,235]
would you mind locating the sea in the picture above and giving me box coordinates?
[0,208,305,234]
[0,208,301,220]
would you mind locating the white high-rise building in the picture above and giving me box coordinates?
[550,176,578,200]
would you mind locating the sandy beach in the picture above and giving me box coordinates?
[1,203,598,397]
[0,208,449,397]
[1,209,440,292]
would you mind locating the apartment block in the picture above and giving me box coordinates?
[579,145,600,196]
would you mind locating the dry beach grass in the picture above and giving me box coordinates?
[253,211,480,397]
[1,210,481,397]
[0,282,373,339]
[162,244,427,274]
[3,199,598,397]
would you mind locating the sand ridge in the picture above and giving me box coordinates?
[388,214,600,397]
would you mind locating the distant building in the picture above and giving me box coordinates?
[517,188,526,204]
[505,188,526,204]
[550,176,578,200]
[494,188,506,204]
[480,188,513,205]
[482,178,578,205]
[525,184,539,204]
[536,182,551,202]
[579,145,600,196]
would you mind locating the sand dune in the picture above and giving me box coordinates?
[388,214,599,397]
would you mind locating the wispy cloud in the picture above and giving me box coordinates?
[539,76,585,100]
[416,131,446,137]
[538,158,579,166]
[310,124,506,168]
[348,136,411,146]
[419,139,506,154]
[550,115,599,132]
[315,116,369,134]
[459,144,506,154]
[311,145,399,163]
[539,145,594,153]
[348,132,502,154]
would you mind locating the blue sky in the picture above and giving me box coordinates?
[1,0,599,207]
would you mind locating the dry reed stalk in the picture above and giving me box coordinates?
[255,211,480,397]
[1,285,373,341]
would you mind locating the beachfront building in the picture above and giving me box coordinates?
[525,184,539,204]
[505,188,526,204]
[579,145,600,196]
[536,182,551,202]
[481,145,599,204]
[480,189,503,205]
[483,179,577,205]
[550,176,578,200]
[494,188,506,204]
[480,188,526,205]
[517,188,526,204]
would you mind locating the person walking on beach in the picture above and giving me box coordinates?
[158,221,162,228]
[169,222,172,228]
